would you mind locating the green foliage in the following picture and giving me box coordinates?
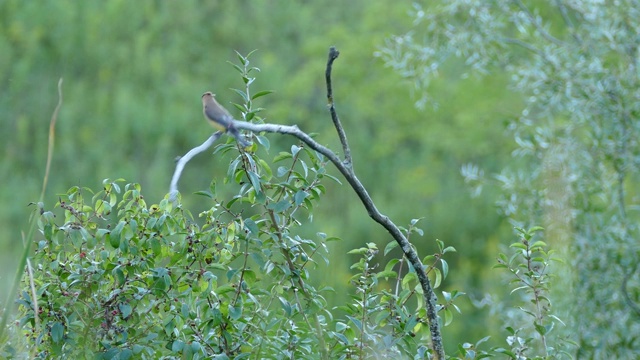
[493,227,574,359]
[4,1,587,353]
[5,49,582,358]
[0,2,510,307]
[380,1,640,357]
[8,58,464,358]
[1,4,515,350]
[11,158,460,358]
[15,172,331,358]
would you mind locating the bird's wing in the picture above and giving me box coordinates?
[205,105,233,129]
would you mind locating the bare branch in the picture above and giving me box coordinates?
[234,123,444,358]
[322,47,442,358]
[325,46,352,164]
[169,132,223,202]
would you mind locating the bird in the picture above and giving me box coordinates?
[201,92,251,147]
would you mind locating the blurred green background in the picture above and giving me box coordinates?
[0,0,519,350]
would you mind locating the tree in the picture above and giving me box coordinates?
[7,50,454,360]
[378,1,640,357]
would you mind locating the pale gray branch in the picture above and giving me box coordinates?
[169,132,222,202]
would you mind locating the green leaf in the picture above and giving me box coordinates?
[278,296,292,316]
[209,180,217,198]
[189,342,203,355]
[294,190,308,206]
[345,315,362,331]
[444,308,453,326]
[251,90,274,100]
[247,170,262,194]
[441,259,449,279]
[268,199,291,212]
[256,135,270,150]
[193,190,214,199]
[335,322,348,332]
[119,303,132,319]
[69,228,83,247]
[384,241,399,256]
[276,166,288,177]
[347,247,369,255]
[216,284,235,295]
[231,88,248,102]
[433,268,442,288]
[106,234,118,249]
[119,349,133,360]
[402,272,418,288]
[443,246,456,253]
[376,270,398,279]
[51,322,64,343]
[531,241,547,249]
[229,304,243,320]
[291,145,301,157]
[534,322,547,336]
[171,340,185,352]
[235,51,247,65]
[528,226,544,233]
[109,220,126,247]
[230,63,243,74]
[274,152,293,163]
[113,266,125,286]
[244,218,259,235]
[384,259,400,272]
[258,159,272,180]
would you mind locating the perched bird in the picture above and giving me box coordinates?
[201,92,250,147]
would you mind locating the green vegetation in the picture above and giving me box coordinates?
[380,1,640,358]
[1,1,638,358]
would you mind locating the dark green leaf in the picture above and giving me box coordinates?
[51,322,64,343]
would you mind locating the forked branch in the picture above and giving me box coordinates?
[169,48,444,359]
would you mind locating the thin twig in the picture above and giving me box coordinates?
[500,37,558,69]
[41,78,64,200]
[26,256,39,346]
[512,0,564,47]
[501,37,545,58]
[325,46,352,165]
[554,0,582,45]
[621,263,640,317]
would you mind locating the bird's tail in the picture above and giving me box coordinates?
[228,126,251,148]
